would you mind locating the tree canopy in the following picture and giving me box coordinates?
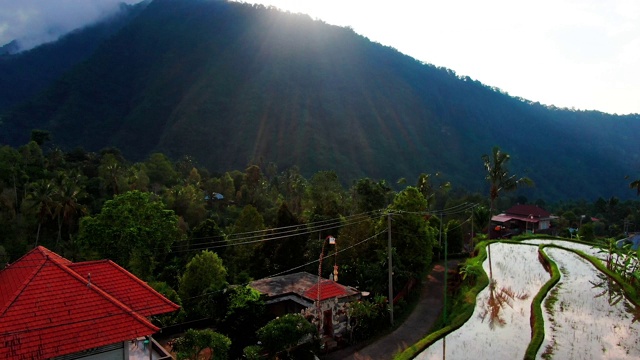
[78,190,181,278]
[256,313,316,357]
[179,250,228,319]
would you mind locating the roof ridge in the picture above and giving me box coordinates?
[38,255,160,333]
[36,246,72,264]
[70,260,179,312]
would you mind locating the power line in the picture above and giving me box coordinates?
[178,210,384,246]
[183,229,387,301]
[1,213,386,269]
[393,202,478,217]
[222,210,383,240]
[171,211,386,252]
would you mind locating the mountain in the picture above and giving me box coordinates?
[0,1,148,112]
[0,40,20,56]
[1,0,639,201]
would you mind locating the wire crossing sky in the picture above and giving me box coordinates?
[1,0,638,115]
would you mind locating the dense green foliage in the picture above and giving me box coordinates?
[172,328,231,360]
[256,314,317,357]
[179,250,228,320]
[347,295,389,342]
[2,134,640,358]
[78,190,180,278]
[221,286,267,358]
[1,0,639,201]
[386,187,435,287]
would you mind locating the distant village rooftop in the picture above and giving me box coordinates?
[250,271,359,303]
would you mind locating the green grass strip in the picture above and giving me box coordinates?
[524,244,560,360]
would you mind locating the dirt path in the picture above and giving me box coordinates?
[321,260,458,360]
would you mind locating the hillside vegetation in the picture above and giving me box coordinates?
[1,0,639,201]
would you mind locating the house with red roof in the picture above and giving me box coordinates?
[0,246,179,360]
[250,272,360,343]
[490,204,556,238]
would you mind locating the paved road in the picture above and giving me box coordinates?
[322,260,458,360]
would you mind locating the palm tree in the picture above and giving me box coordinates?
[26,179,56,247]
[481,146,533,277]
[416,172,451,209]
[98,153,126,196]
[52,171,87,251]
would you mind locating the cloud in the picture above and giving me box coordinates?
[0,0,144,51]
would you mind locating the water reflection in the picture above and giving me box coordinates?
[478,279,529,329]
[590,272,640,323]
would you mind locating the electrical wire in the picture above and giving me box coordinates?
[171,211,386,252]
[174,211,381,249]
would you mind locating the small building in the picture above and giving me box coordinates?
[0,246,179,360]
[250,272,360,342]
[490,204,555,239]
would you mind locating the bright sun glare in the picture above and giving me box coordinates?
[236,0,640,115]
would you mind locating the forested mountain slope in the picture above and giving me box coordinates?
[1,0,638,201]
[0,2,147,112]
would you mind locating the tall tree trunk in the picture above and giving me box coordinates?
[487,198,494,280]
[35,222,41,248]
[56,215,63,250]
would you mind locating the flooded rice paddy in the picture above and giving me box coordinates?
[416,243,548,359]
[538,247,640,359]
[416,240,640,360]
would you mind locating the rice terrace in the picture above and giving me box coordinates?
[400,238,640,360]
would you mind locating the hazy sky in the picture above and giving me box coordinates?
[1,0,638,115]
[239,0,640,115]
[0,0,141,50]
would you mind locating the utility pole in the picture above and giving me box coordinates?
[388,212,394,325]
[470,207,474,253]
[439,212,443,259]
[441,211,447,360]
[443,223,448,322]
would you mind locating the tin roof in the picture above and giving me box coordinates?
[250,272,359,302]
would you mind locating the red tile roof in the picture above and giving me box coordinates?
[0,247,70,309]
[505,204,551,218]
[0,246,179,359]
[68,260,179,317]
[303,279,357,301]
